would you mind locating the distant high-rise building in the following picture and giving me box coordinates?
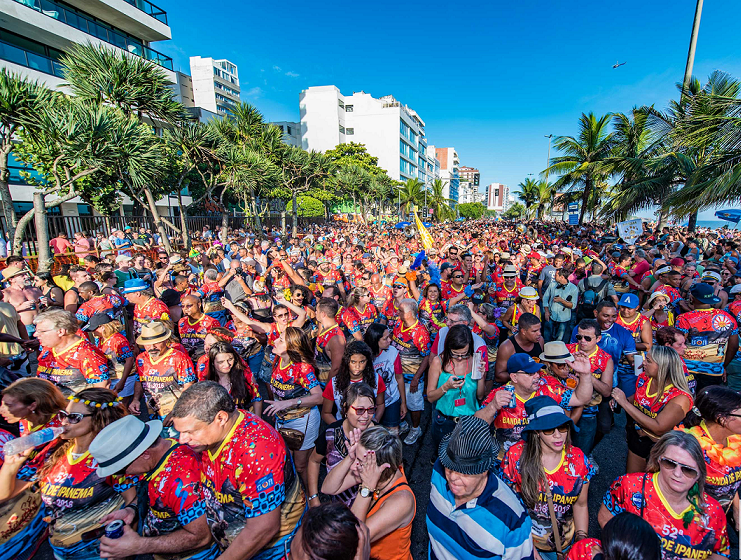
[487,183,510,212]
[459,166,480,187]
[435,147,460,203]
[190,56,240,116]
[300,86,436,184]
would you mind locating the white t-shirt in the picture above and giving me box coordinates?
[374,347,402,407]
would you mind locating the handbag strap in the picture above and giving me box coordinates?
[545,483,564,558]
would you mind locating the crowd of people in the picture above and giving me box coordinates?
[0,217,739,560]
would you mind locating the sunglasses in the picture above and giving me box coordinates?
[575,334,593,342]
[452,275,463,279]
[350,405,376,417]
[59,410,93,424]
[274,313,289,320]
[659,457,698,478]
[450,351,471,361]
[541,424,570,436]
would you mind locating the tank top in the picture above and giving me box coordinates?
[509,335,543,360]
[512,303,541,326]
[367,471,415,560]
[436,367,479,417]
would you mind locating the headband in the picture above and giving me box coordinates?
[68,395,123,409]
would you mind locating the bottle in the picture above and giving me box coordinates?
[3,427,64,456]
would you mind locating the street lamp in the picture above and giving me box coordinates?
[544,134,553,220]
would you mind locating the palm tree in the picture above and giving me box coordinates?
[397,178,424,219]
[0,69,52,251]
[61,43,185,252]
[534,181,553,220]
[428,179,455,222]
[546,112,614,225]
[517,178,539,218]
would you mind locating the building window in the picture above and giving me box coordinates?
[287,126,292,135]
[339,125,345,134]
[345,105,353,112]
[346,128,354,135]
[495,189,499,197]
[77,204,92,216]
[399,140,405,156]
[338,100,345,109]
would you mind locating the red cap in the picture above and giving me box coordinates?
[670,257,685,267]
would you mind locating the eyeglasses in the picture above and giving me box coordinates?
[59,410,93,424]
[274,313,289,320]
[450,351,471,361]
[575,335,593,342]
[551,362,570,369]
[541,424,570,436]
[350,405,376,417]
[659,457,698,478]
[452,275,463,279]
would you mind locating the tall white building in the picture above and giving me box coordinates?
[190,56,240,116]
[435,147,460,203]
[272,121,301,147]
[300,86,432,184]
[0,0,190,217]
[487,183,510,213]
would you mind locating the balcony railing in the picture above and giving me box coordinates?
[121,0,167,25]
[0,39,64,78]
[13,0,173,71]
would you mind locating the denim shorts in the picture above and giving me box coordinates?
[380,398,401,428]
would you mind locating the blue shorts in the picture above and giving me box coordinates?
[381,398,401,428]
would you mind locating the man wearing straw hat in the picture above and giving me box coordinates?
[90,415,219,560]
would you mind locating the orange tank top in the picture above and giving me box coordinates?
[367,471,415,560]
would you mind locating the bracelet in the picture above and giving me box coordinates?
[440,386,448,394]
[308,493,319,501]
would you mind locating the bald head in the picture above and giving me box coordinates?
[370,273,381,286]
[181,295,202,318]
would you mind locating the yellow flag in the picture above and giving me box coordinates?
[413,211,433,251]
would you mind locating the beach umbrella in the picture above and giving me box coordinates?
[715,209,741,224]
[394,221,411,229]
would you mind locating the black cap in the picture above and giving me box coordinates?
[83,313,113,332]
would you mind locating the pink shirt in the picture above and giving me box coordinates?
[50,237,72,254]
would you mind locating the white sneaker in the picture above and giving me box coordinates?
[403,427,421,445]
[398,420,410,434]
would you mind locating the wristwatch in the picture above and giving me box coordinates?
[296,398,302,407]
[359,486,374,498]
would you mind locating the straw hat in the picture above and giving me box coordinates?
[136,321,171,346]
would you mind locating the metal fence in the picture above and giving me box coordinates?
[0,212,330,256]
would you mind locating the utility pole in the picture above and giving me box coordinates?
[682,0,703,232]
[544,134,553,220]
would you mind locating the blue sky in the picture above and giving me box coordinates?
[156,0,741,220]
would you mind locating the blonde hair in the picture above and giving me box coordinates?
[96,320,124,340]
[648,345,689,403]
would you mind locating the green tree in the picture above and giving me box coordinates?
[61,43,185,252]
[396,178,424,219]
[324,142,388,177]
[286,195,324,217]
[457,202,486,219]
[427,179,455,222]
[545,112,615,225]
[516,178,539,218]
[0,69,52,250]
[534,181,554,220]
[503,202,526,220]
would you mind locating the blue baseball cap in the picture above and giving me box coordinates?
[618,293,639,309]
[690,283,721,305]
[507,353,544,374]
[122,278,148,293]
[522,396,577,437]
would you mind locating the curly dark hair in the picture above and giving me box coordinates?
[334,340,376,395]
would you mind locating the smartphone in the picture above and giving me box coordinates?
[634,354,644,376]
[81,526,106,542]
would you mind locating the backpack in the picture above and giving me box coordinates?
[578,278,608,320]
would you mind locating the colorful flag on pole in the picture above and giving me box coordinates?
[413,211,434,250]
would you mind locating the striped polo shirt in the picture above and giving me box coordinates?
[427,461,534,560]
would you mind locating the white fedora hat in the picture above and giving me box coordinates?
[89,415,162,478]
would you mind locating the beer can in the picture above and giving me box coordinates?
[505,384,516,408]
[105,520,125,539]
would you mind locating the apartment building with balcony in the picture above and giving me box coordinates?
[299,86,432,184]
[435,147,460,203]
[271,121,301,147]
[0,0,188,220]
[487,183,510,213]
[190,56,240,117]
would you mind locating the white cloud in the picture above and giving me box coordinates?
[243,87,263,97]
[272,66,281,72]
[285,71,300,78]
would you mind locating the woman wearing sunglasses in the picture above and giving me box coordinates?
[321,426,414,560]
[308,383,377,508]
[426,325,487,451]
[2,388,134,560]
[501,396,594,560]
[0,378,67,560]
[611,345,692,474]
[683,386,741,522]
[600,431,729,560]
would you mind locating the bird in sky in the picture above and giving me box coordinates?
[612,61,627,69]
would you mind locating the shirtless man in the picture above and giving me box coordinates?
[2,267,41,336]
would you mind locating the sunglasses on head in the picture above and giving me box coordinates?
[659,457,698,478]
[575,334,593,342]
[541,424,570,436]
[59,410,92,424]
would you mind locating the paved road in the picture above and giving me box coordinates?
[32,404,740,559]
